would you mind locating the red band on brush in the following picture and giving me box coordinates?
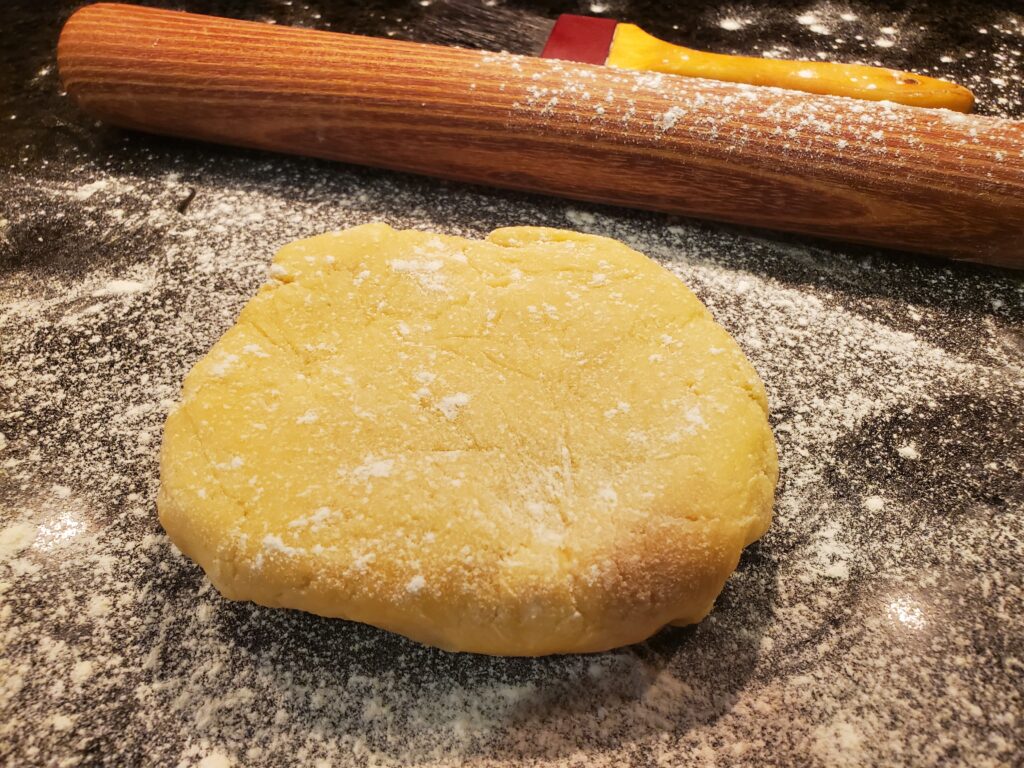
[540,14,618,65]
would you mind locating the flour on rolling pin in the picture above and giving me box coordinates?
[491,51,1010,158]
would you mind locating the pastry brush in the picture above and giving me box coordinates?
[414,2,974,112]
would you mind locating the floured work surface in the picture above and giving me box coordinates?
[1,0,1023,766]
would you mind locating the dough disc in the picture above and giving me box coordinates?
[158,223,777,655]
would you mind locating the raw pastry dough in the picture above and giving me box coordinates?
[158,224,776,655]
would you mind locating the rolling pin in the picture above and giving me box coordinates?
[58,3,1024,268]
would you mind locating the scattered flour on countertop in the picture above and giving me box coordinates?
[0,522,37,561]
[897,442,921,460]
[71,179,110,200]
[719,17,747,31]
[2,39,1022,762]
[91,278,153,297]
[197,752,234,768]
[863,495,886,512]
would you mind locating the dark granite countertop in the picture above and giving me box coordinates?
[1,1,1022,766]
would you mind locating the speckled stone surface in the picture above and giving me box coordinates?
[1,1,1022,766]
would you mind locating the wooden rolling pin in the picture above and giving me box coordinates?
[58,3,1024,268]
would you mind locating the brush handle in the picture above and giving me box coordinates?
[58,4,1024,268]
[608,23,975,112]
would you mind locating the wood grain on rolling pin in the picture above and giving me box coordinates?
[58,3,1024,267]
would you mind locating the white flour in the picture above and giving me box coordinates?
[1,3,1023,764]
[1,155,1020,766]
